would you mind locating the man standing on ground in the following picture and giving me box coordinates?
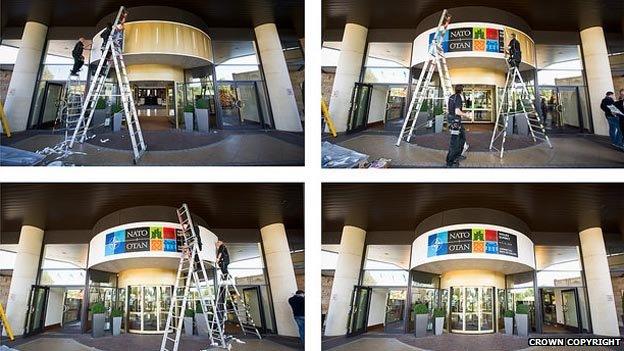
[600,91,622,148]
[615,89,624,150]
[288,290,304,343]
[446,85,473,167]
[70,38,86,76]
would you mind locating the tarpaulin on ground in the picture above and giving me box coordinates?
[321,141,369,168]
[0,146,46,166]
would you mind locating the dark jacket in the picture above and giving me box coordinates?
[448,93,463,118]
[615,99,624,116]
[509,38,521,60]
[288,295,304,317]
[601,96,615,118]
[72,41,84,58]
[217,244,229,263]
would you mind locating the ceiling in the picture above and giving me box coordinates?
[1,0,304,31]
[322,0,624,32]
[322,184,624,234]
[1,183,303,233]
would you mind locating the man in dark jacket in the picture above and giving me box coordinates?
[100,23,113,53]
[615,89,624,149]
[507,33,521,68]
[445,85,472,167]
[216,240,230,276]
[70,38,86,75]
[601,91,622,147]
[288,290,304,342]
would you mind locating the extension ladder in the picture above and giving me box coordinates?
[213,272,262,340]
[489,65,552,158]
[160,204,229,351]
[54,75,85,151]
[68,6,147,163]
[0,303,14,342]
[0,101,10,137]
[321,99,337,137]
[396,9,453,146]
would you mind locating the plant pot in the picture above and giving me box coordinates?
[516,314,528,336]
[92,109,108,128]
[414,314,428,337]
[504,317,514,335]
[434,316,444,335]
[92,313,106,338]
[196,108,209,132]
[184,317,194,336]
[184,112,194,132]
[434,115,445,133]
[195,313,208,337]
[515,114,529,136]
[113,112,123,132]
[112,316,122,336]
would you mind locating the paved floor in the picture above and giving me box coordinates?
[2,130,304,166]
[323,335,622,351]
[326,132,624,167]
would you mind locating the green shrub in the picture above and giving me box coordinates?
[195,303,204,314]
[195,99,209,110]
[111,103,123,114]
[185,309,195,318]
[515,304,529,315]
[504,310,515,318]
[95,97,107,110]
[111,308,123,318]
[419,101,429,112]
[433,105,444,116]
[433,308,445,318]
[412,303,428,315]
[90,302,106,314]
[184,104,195,113]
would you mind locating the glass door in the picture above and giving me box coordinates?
[347,286,372,336]
[126,285,172,333]
[242,286,266,333]
[539,86,584,133]
[385,87,407,122]
[37,82,63,129]
[450,287,494,333]
[25,285,50,336]
[62,289,83,326]
[561,289,580,332]
[384,289,407,333]
[347,83,373,133]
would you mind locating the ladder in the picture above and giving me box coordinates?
[68,6,147,163]
[489,65,552,158]
[160,204,229,351]
[0,101,10,137]
[396,9,453,146]
[321,99,337,137]
[213,272,262,339]
[0,303,14,342]
[55,75,85,151]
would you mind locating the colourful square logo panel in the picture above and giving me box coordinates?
[164,239,177,252]
[150,240,163,251]
[472,228,485,241]
[473,40,486,51]
[163,227,176,240]
[150,227,163,239]
[485,230,497,241]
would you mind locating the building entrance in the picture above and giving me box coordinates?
[217,81,271,130]
[347,286,372,336]
[450,286,494,333]
[127,285,172,334]
[539,86,589,134]
[384,289,407,333]
[62,289,83,332]
[539,287,582,333]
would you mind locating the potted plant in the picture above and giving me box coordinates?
[433,307,445,335]
[195,99,210,132]
[184,104,194,132]
[184,308,195,336]
[93,97,108,128]
[112,102,123,132]
[433,105,445,133]
[413,303,429,337]
[194,303,208,337]
[111,308,123,336]
[515,304,529,336]
[504,310,514,335]
[90,302,106,338]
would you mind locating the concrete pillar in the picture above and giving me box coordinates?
[579,227,620,336]
[254,23,303,132]
[5,225,44,336]
[260,223,299,337]
[4,22,48,132]
[324,225,366,336]
[328,23,368,133]
[580,27,614,136]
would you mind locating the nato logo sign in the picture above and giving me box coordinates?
[430,26,506,54]
[427,228,518,257]
[105,225,179,256]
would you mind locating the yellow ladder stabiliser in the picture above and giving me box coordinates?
[321,99,337,137]
[0,302,15,341]
[0,101,11,138]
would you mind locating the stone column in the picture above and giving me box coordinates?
[4,22,48,132]
[328,23,368,132]
[579,227,620,336]
[580,26,614,136]
[260,223,299,337]
[254,23,303,132]
[5,225,44,336]
[324,225,366,336]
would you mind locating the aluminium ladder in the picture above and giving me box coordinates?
[55,75,85,153]
[213,272,262,340]
[68,6,147,163]
[396,9,454,146]
[160,204,229,351]
[489,65,552,158]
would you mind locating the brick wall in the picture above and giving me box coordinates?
[321,275,334,315]
[289,70,305,121]
[0,70,12,104]
[296,273,305,291]
[321,71,335,104]
[0,275,11,308]
[612,276,624,327]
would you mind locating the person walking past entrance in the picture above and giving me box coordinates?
[601,91,623,148]
[446,85,473,167]
[288,290,305,343]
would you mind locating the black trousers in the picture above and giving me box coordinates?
[508,56,521,68]
[71,56,84,74]
[446,122,466,166]
[218,259,229,275]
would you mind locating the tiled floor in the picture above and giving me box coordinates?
[327,133,624,167]
[2,130,304,166]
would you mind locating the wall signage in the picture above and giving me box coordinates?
[430,26,505,54]
[105,226,181,256]
[427,228,518,258]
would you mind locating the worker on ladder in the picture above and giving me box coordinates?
[70,38,87,76]
[507,33,522,69]
[445,85,472,167]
